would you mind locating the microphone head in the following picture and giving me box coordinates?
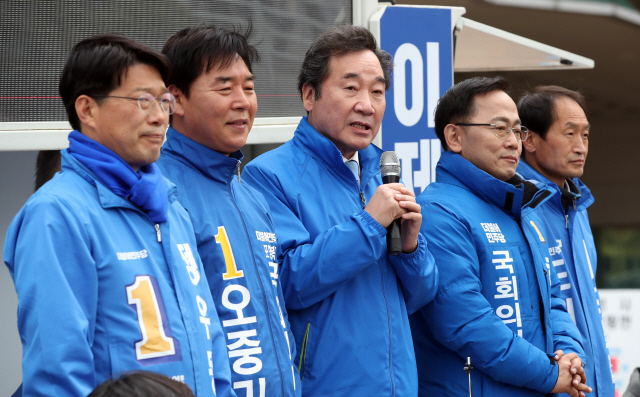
[380,151,401,177]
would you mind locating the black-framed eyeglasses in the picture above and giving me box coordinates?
[455,121,529,142]
[92,92,176,115]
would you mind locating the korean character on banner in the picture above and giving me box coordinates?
[221,285,257,327]
[492,250,514,273]
[494,276,519,300]
[177,243,200,285]
[234,379,266,397]
[264,244,276,261]
[227,329,264,376]
[496,303,523,337]
[268,262,279,287]
[490,233,506,243]
[482,223,506,243]
[229,348,263,376]
[486,232,495,243]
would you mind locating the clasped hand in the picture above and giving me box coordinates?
[364,183,421,253]
[551,350,592,397]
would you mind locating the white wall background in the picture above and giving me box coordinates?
[1,150,37,396]
[600,289,640,394]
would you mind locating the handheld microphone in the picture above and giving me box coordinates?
[380,151,402,256]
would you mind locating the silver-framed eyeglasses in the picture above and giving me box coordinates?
[92,92,176,115]
[455,121,529,141]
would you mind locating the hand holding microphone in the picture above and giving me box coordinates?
[364,151,422,255]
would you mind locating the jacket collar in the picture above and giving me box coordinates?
[293,116,382,185]
[517,160,594,211]
[61,149,177,211]
[163,126,243,185]
[436,151,554,219]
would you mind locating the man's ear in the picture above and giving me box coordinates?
[301,83,316,113]
[75,95,98,132]
[522,131,538,154]
[444,124,463,153]
[168,84,186,117]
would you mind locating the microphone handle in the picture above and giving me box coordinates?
[387,218,402,256]
[382,174,402,255]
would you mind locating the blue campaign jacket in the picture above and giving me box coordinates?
[518,161,615,396]
[410,152,584,397]
[243,117,438,397]
[157,127,301,397]
[4,150,233,397]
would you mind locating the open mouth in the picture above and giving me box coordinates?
[351,122,370,130]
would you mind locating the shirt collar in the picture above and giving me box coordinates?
[342,151,360,164]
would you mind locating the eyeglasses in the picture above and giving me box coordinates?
[455,121,529,142]
[92,92,176,115]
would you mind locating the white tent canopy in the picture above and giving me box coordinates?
[454,16,595,72]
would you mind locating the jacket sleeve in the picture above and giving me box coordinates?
[418,203,559,394]
[548,256,586,362]
[388,233,438,314]
[243,163,388,310]
[4,195,98,397]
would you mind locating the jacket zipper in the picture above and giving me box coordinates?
[359,173,395,395]
[356,168,365,209]
[228,176,287,395]
[298,323,311,380]
[154,223,162,242]
[565,199,577,229]
[353,167,395,393]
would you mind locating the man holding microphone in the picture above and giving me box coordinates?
[243,25,438,397]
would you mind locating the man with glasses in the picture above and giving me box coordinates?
[3,34,234,396]
[518,86,614,396]
[409,77,591,397]
[157,25,301,397]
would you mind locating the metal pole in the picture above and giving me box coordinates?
[463,356,473,397]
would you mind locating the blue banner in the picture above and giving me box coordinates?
[379,6,454,195]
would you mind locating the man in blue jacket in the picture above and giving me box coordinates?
[243,26,438,396]
[157,26,300,397]
[409,77,591,397]
[518,86,614,396]
[3,34,234,396]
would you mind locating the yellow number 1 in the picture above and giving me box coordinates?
[126,275,176,360]
[215,226,244,280]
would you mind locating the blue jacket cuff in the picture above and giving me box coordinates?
[543,354,560,393]
[354,209,387,237]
